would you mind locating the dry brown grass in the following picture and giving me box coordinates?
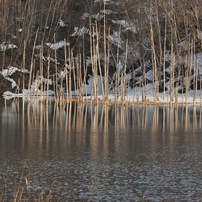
[0,0,202,103]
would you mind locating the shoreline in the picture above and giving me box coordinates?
[3,95,202,107]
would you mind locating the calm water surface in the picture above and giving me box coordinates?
[1,99,202,201]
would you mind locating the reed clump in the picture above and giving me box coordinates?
[0,0,202,105]
[0,166,55,202]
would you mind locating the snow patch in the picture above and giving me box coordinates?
[112,20,137,34]
[58,19,67,27]
[72,75,104,96]
[46,41,69,50]
[1,66,29,77]
[109,32,124,49]
[1,66,29,89]
[18,28,22,33]
[71,27,90,36]
[100,9,114,15]
[3,90,55,100]
[0,42,17,51]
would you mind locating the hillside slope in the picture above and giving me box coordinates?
[1,0,202,103]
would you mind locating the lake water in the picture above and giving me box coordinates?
[1,99,202,201]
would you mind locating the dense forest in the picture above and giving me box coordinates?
[1,0,202,103]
